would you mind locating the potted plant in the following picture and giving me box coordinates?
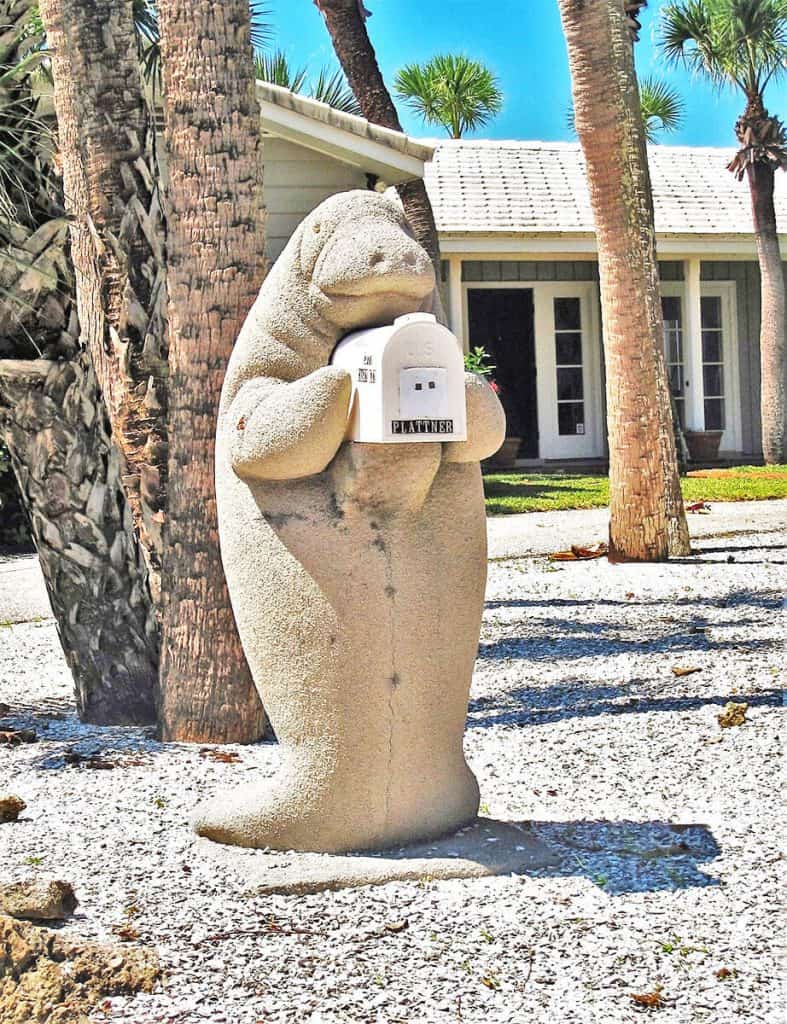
[464,346,520,467]
[683,430,724,464]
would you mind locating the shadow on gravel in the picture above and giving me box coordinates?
[477,632,776,663]
[467,686,782,729]
[524,818,722,895]
[485,587,782,611]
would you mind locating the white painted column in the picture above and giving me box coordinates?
[447,256,465,349]
[684,258,705,431]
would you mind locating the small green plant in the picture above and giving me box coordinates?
[480,926,494,943]
[24,855,43,866]
[152,795,167,809]
[464,346,495,378]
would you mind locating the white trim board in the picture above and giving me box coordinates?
[438,235,784,257]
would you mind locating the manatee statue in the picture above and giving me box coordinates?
[195,190,505,854]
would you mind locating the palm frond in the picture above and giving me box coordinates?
[311,67,361,115]
[255,50,360,116]
[659,0,787,95]
[395,54,503,138]
[249,1,274,52]
[639,76,685,141]
[254,49,309,93]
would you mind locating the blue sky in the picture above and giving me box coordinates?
[270,0,786,147]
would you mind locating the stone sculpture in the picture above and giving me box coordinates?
[195,191,505,853]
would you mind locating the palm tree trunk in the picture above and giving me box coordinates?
[38,0,169,595]
[156,0,267,743]
[314,0,444,300]
[747,160,786,464]
[558,0,690,560]
[0,351,157,724]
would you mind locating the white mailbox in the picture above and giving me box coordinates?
[330,313,467,443]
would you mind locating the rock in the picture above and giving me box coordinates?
[0,879,78,921]
[0,794,26,823]
[0,701,10,715]
[0,914,160,1023]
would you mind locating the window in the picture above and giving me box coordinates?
[701,295,725,430]
[554,297,584,435]
[661,295,686,427]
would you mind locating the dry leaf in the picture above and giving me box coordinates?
[549,542,608,562]
[199,748,242,764]
[715,967,733,980]
[672,666,702,677]
[112,925,140,942]
[0,729,36,745]
[717,702,748,728]
[685,501,711,513]
[384,920,409,934]
[481,976,501,990]
[631,988,664,1008]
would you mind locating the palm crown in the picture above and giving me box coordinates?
[394,54,503,139]
[659,0,787,176]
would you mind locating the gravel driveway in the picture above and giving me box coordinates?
[0,505,784,1023]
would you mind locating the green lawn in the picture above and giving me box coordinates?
[483,465,787,515]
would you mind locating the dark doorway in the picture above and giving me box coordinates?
[467,288,538,458]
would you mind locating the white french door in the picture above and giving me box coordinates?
[534,283,603,460]
[660,280,741,452]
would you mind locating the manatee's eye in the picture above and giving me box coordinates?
[313,222,321,234]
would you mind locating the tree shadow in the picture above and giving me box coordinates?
[477,629,775,663]
[485,587,782,611]
[467,682,781,729]
[525,817,721,895]
[355,817,722,896]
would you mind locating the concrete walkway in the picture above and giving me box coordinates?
[486,497,787,559]
[1,499,785,624]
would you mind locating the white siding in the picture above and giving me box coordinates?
[262,137,368,260]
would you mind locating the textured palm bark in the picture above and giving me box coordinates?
[156,0,267,742]
[0,352,157,724]
[558,0,689,561]
[38,0,168,594]
[747,161,786,464]
[314,0,444,295]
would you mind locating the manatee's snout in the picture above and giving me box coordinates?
[315,216,435,328]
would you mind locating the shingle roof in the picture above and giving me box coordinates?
[423,140,787,237]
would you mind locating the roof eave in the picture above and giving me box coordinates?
[257,81,433,184]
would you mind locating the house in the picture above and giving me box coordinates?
[257,82,787,464]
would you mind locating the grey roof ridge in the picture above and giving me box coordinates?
[425,137,740,155]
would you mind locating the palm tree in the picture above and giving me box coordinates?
[313,0,444,304]
[0,0,158,724]
[557,0,691,560]
[254,50,362,115]
[394,54,503,139]
[131,0,273,88]
[659,0,787,464]
[568,75,685,143]
[156,0,267,742]
[38,0,169,593]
